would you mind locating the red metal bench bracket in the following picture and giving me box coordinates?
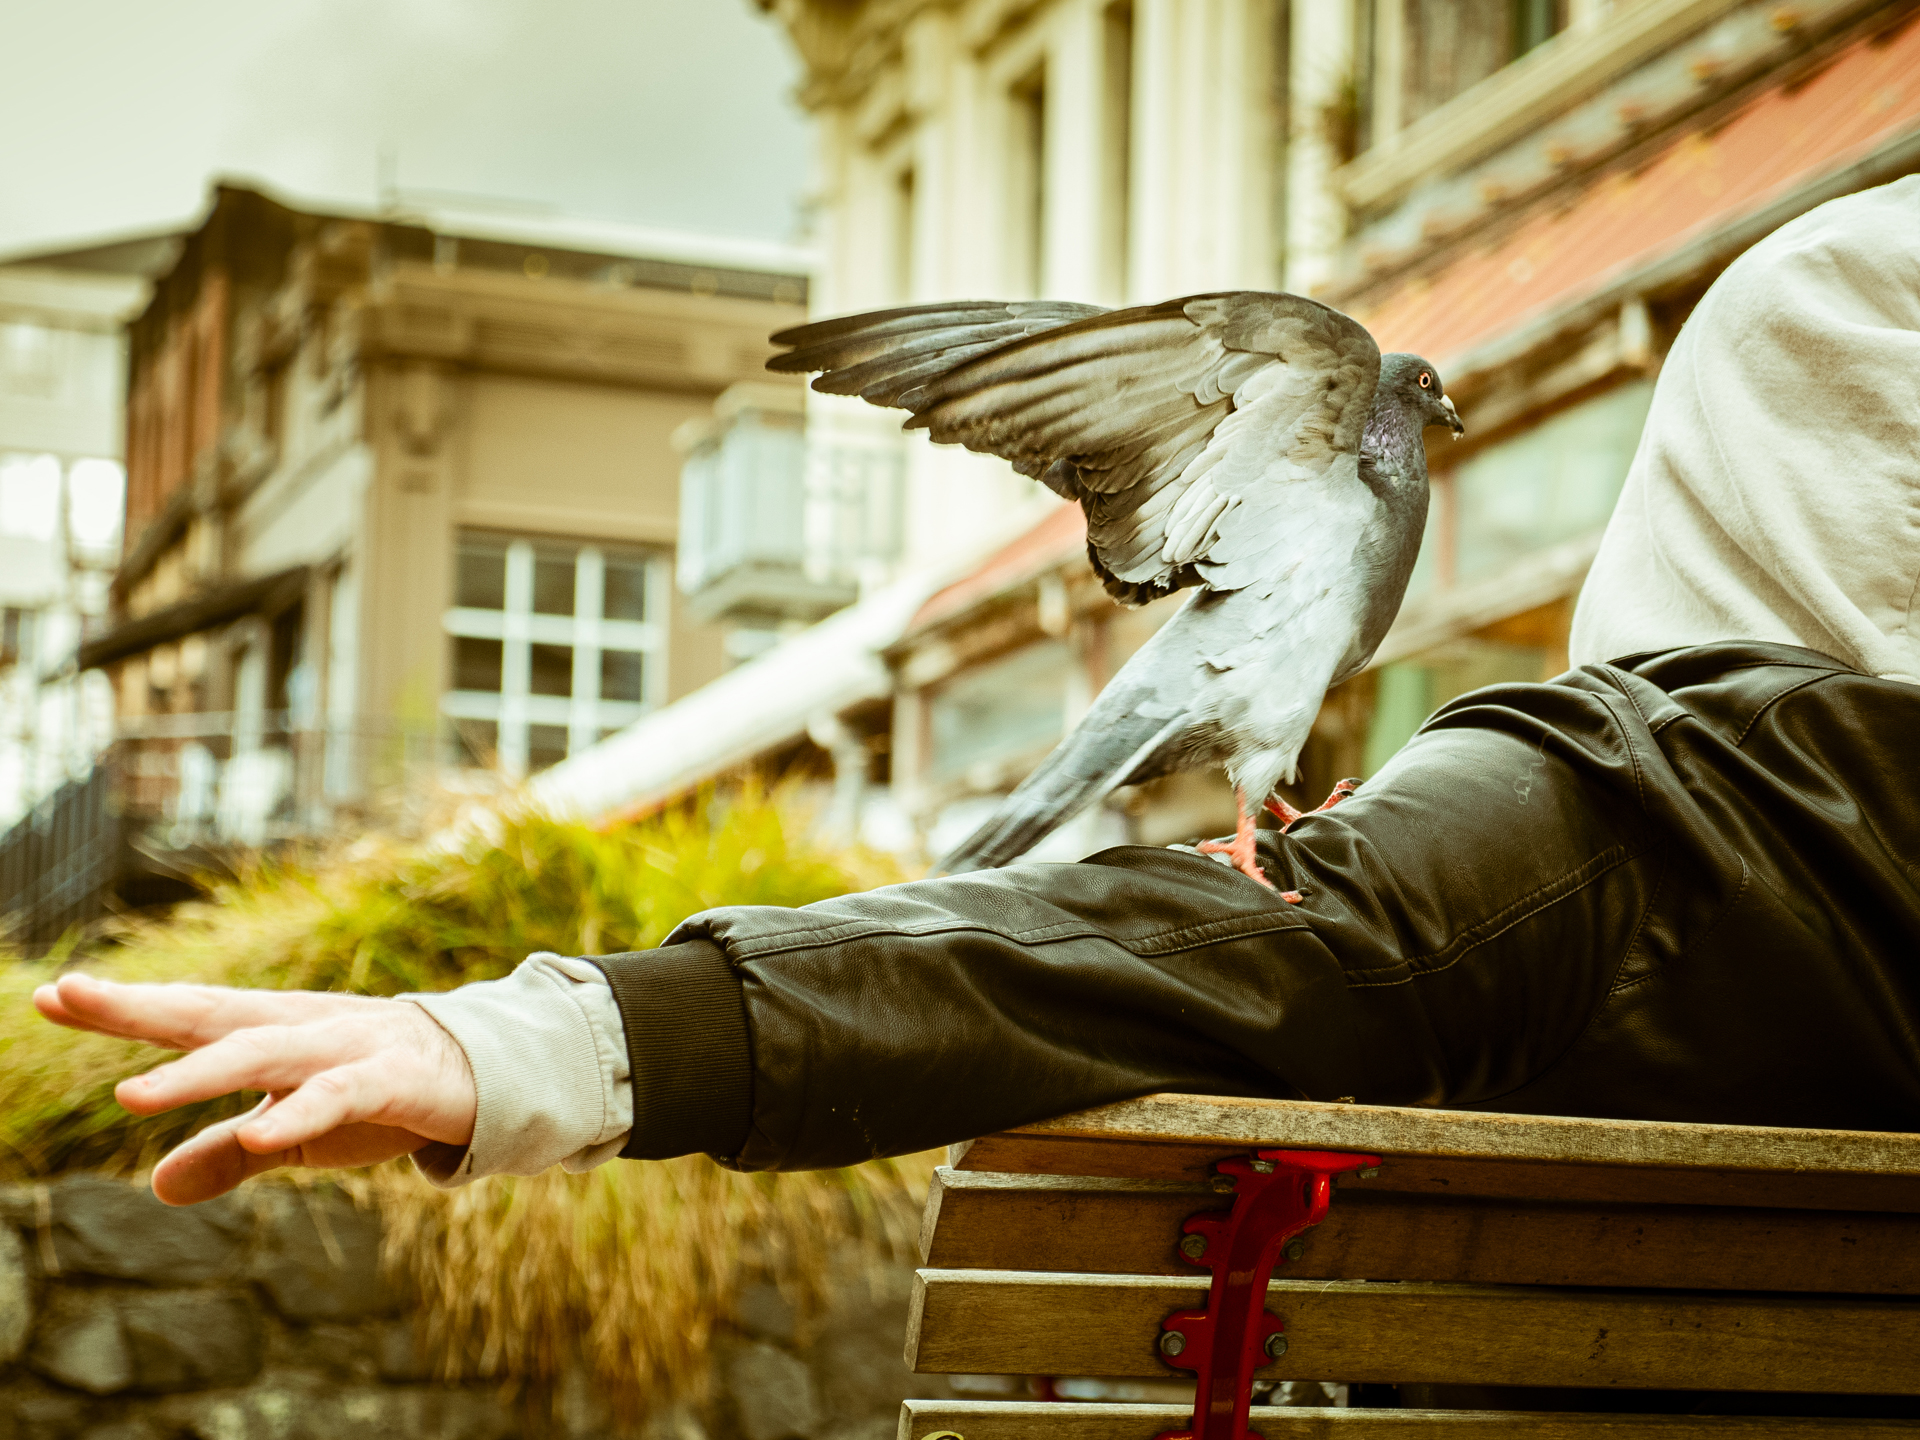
[1153,1148,1380,1440]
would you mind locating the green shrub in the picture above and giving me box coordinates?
[0,793,933,1418]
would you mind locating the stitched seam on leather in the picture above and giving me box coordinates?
[1615,693,1647,812]
[1463,859,1663,1109]
[1733,672,1831,748]
[1591,674,1649,810]
[1614,668,1656,732]
[1604,857,1671,998]
[1343,844,1642,987]
[718,908,1310,961]
[1609,856,1748,999]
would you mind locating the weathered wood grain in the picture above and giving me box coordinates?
[953,1093,1920,1213]
[897,1400,1920,1439]
[905,1270,1920,1394]
[1000,1096,1920,1177]
[920,1169,1920,1293]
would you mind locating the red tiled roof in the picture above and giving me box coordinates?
[909,500,1087,632]
[1354,16,1920,364]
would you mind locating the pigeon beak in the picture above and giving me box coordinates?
[1442,393,1465,440]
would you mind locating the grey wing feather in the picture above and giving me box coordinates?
[767,301,1109,407]
[771,292,1380,606]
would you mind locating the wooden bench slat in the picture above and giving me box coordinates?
[898,1400,1920,1439]
[921,1169,1920,1294]
[954,1132,1920,1213]
[906,1270,1920,1394]
[952,1096,1920,1215]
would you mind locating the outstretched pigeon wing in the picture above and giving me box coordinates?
[768,300,1109,407]
[770,292,1381,604]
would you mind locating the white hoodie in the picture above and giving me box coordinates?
[1569,175,1920,684]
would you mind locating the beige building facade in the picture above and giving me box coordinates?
[37,184,807,902]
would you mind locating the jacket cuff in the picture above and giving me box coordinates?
[587,940,752,1162]
[400,952,633,1187]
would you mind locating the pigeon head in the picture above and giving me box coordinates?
[1379,352,1466,440]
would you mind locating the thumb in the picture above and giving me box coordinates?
[150,1099,292,1206]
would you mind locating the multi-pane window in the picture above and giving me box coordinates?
[442,533,667,775]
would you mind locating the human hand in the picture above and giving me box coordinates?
[33,974,477,1206]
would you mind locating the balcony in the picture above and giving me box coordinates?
[675,384,904,629]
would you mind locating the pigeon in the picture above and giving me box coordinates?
[767,292,1464,889]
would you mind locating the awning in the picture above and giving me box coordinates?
[77,567,308,671]
[1353,16,1920,366]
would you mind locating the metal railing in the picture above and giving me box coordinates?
[112,711,466,847]
[0,765,120,948]
[1,713,477,945]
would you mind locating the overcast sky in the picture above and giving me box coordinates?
[0,1,813,259]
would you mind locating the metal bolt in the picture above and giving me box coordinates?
[1250,1159,1275,1174]
[1179,1234,1208,1260]
[1356,1166,1380,1180]
[1265,1333,1289,1360]
[1282,1238,1306,1262]
[1160,1330,1187,1358]
[1209,1174,1237,1194]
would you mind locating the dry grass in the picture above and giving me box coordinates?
[0,791,937,1416]
[362,1151,934,1420]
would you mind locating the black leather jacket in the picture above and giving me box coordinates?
[590,643,1920,1171]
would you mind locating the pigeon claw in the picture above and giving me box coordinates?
[1263,777,1361,833]
[1197,791,1275,889]
[1320,776,1361,811]
[1263,794,1304,829]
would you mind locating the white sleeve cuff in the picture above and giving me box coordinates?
[400,952,633,1188]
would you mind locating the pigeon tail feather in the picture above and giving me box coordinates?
[936,698,1184,873]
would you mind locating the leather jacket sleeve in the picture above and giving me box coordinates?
[590,643,1920,1172]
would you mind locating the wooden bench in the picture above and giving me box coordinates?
[898,1094,1920,1439]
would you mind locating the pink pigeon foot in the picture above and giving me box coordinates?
[1196,790,1298,898]
[1264,777,1361,832]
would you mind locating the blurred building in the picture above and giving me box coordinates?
[0,234,174,940]
[2,182,809,941]
[536,0,1919,861]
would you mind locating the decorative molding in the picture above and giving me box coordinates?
[1338,0,1751,212]
[361,266,799,393]
[452,499,679,547]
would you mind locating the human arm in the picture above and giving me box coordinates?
[40,645,1919,1201]
[30,655,1676,1197]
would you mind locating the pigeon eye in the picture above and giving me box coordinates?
[1418,372,1433,389]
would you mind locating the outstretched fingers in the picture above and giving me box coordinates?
[35,973,363,1050]
[148,1099,430,1206]
[30,972,479,1204]
[115,1017,374,1117]
[230,1063,392,1155]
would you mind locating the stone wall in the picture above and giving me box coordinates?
[0,1175,949,1440]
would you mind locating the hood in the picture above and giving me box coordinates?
[1569,175,1920,684]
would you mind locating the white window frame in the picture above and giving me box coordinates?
[441,535,669,775]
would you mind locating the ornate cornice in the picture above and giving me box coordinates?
[754,0,943,110]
